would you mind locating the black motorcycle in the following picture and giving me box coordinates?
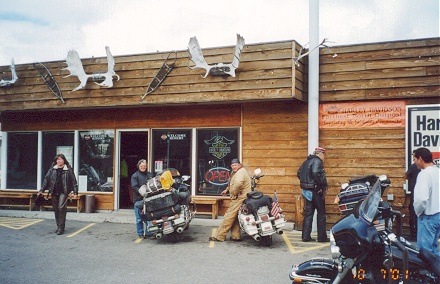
[289,175,440,283]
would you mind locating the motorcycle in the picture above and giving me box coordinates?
[237,168,286,247]
[137,168,195,243]
[336,174,385,216]
[289,174,440,283]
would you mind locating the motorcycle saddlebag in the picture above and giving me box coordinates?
[148,203,181,220]
[338,183,369,204]
[145,189,179,212]
[178,190,191,206]
[246,190,264,199]
[245,195,272,214]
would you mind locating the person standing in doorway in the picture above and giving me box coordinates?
[412,147,440,256]
[405,162,420,240]
[38,154,78,235]
[297,147,329,242]
[209,158,252,242]
[131,159,153,239]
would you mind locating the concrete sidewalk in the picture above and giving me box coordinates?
[0,209,296,230]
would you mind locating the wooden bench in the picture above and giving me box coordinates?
[39,194,85,213]
[0,190,35,211]
[191,196,225,219]
[0,190,84,213]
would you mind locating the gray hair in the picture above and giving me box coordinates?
[137,159,147,169]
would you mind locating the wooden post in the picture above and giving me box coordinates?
[295,195,305,231]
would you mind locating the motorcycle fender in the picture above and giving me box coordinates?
[273,217,285,228]
[260,221,275,234]
[289,258,338,281]
[239,214,259,235]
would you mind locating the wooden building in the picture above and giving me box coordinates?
[0,37,439,231]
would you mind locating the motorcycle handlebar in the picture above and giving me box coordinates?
[253,174,265,179]
[389,234,409,275]
[391,209,403,237]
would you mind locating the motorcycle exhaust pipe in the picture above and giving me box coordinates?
[155,233,163,239]
[252,234,261,241]
[176,227,184,233]
[277,229,284,235]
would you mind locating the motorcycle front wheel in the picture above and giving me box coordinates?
[261,235,272,247]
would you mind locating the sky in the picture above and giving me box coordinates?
[0,0,438,66]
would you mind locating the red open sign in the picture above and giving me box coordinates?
[204,167,230,186]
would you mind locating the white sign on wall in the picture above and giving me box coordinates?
[406,104,440,168]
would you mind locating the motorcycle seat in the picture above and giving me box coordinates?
[419,247,440,277]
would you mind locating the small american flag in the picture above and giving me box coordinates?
[271,191,281,218]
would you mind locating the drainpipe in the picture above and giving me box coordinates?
[309,0,320,233]
[308,0,320,154]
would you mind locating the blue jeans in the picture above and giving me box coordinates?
[417,212,440,257]
[134,204,144,236]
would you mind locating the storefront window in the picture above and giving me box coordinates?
[41,132,75,180]
[78,130,114,192]
[7,132,38,189]
[152,130,191,176]
[197,129,239,195]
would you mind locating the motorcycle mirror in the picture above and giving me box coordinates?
[254,168,262,175]
[181,175,190,182]
[378,174,387,181]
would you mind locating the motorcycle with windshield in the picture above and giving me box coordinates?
[136,168,194,243]
[289,174,439,283]
[237,168,286,247]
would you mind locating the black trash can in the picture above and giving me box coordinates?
[85,194,96,213]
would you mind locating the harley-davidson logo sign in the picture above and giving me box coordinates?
[204,136,235,160]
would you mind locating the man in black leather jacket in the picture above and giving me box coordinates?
[297,147,329,242]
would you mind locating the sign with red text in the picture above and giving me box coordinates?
[319,101,406,129]
[406,105,440,168]
[204,167,231,186]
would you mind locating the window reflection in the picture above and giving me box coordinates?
[78,130,114,192]
[152,130,191,176]
[7,133,38,189]
[42,132,75,181]
[197,129,239,195]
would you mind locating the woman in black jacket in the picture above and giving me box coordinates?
[38,154,78,235]
[131,159,153,238]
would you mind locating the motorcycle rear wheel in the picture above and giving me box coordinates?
[261,235,272,247]
[166,232,181,243]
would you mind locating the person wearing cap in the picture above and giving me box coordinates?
[209,158,251,242]
[297,147,329,242]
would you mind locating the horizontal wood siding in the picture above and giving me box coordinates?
[319,38,440,101]
[319,96,440,230]
[0,104,241,131]
[234,100,309,222]
[0,41,304,112]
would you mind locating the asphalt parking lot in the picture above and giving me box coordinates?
[0,211,331,284]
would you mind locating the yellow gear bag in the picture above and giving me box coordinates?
[160,170,174,190]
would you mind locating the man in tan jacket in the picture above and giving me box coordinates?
[209,158,252,242]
